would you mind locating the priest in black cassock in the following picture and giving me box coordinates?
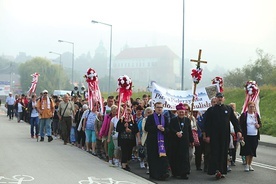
[169,103,194,179]
[145,102,170,181]
[204,92,242,179]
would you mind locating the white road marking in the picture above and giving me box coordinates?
[0,175,34,184]
[236,158,276,171]
[78,177,136,184]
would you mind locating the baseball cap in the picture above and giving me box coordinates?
[216,92,224,98]
[42,90,48,94]
[82,104,88,109]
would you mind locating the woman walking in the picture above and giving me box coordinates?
[239,101,262,172]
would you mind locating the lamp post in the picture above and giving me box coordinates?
[91,20,112,95]
[58,40,74,85]
[181,0,185,90]
[49,51,62,90]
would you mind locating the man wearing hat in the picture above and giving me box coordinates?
[36,90,55,142]
[169,103,194,179]
[5,92,16,120]
[204,92,242,179]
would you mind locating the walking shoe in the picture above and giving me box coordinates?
[244,164,249,172]
[215,171,222,179]
[140,162,145,168]
[249,165,254,171]
[109,160,115,167]
[227,165,232,172]
[40,137,44,142]
[48,136,53,142]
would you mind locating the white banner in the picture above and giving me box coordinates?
[0,81,11,96]
[150,82,219,111]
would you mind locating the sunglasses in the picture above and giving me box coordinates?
[43,93,48,94]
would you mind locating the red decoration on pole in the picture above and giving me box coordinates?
[212,76,224,92]
[241,80,260,115]
[27,72,40,96]
[117,75,133,118]
[190,49,207,113]
[84,68,103,113]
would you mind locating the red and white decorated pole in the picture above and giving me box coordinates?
[212,76,224,92]
[27,72,40,97]
[84,68,103,113]
[241,80,260,115]
[117,75,133,118]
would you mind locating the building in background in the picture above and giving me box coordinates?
[112,45,181,91]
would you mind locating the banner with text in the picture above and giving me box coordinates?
[0,81,11,96]
[150,82,219,111]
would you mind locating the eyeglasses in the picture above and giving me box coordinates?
[155,106,163,109]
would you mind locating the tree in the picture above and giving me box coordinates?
[224,49,275,87]
[19,57,71,94]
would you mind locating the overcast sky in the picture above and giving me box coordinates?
[0,0,275,71]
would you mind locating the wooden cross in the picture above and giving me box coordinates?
[190,49,207,67]
[190,49,207,114]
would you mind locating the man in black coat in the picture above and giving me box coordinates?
[204,93,242,179]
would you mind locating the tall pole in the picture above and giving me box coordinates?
[10,62,12,93]
[58,40,74,85]
[109,25,112,96]
[181,0,185,90]
[72,43,74,85]
[91,20,112,95]
[49,51,62,90]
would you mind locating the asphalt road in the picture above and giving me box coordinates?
[0,110,275,184]
[0,113,153,184]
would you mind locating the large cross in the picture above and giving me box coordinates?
[190,49,207,114]
[190,49,207,67]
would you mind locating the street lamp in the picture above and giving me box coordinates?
[58,40,74,85]
[49,51,62,90]
[181,0,185,90]
[91,20,112,95]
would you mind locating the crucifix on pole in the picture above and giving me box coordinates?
[190,49,207,113]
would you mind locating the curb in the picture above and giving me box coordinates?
[259,141,276,148]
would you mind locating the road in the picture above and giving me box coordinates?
[0,111,275,184]
[0,113,153,184]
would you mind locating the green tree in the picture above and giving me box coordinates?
[19,57,71,94]
[224,49,275,87]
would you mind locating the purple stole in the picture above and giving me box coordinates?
[153,112,166,157]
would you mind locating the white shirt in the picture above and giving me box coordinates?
[17,103,23,113]
[247,113,258,136]
[111,116,119,139]
[104,105,111,115]
[31,102,39,117]
[6,96,15,105]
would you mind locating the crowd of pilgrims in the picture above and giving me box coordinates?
[6,91,261,181]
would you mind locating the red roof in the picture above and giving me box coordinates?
[115,45,179,60]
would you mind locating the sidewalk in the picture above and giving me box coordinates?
[259,134,276,148]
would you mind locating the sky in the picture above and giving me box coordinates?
[0,0,276,71]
